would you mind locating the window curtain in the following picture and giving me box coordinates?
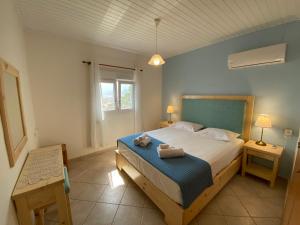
[134,69,143,132]
[90,62,103,148]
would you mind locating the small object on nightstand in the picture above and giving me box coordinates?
[166,105,174,124]
[242,140,283,187]
[255,114,272,146]
[160,121,172,128]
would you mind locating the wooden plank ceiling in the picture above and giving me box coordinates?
[14,0,300,57]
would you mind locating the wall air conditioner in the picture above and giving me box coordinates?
[228,43,287,70]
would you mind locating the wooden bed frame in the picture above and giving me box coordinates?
[116,95,254,225]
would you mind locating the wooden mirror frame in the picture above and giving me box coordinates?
[0,58,27,167]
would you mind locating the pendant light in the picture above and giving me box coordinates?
[148,18,165,66]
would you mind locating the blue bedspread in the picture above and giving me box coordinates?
[118,133,213,208]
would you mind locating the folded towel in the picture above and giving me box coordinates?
[159,144,169,149]
[134,134,151,147]
[134,134,148,145]
[157,147,185,159]
[139,136,151,147]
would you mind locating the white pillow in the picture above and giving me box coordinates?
[197,128,240,142]
[171,121,204,132]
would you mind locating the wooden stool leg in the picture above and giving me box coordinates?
[66,194,73,225]
[15,198,33,225]
[54,183,72,225]
[34,208,45,225]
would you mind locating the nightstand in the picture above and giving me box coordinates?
[242,140,284,187]
[159,121,173,128]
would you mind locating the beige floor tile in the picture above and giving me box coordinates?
[121,186,146,207]
[113,205,143,225]
[217,183,235,197]
[251,178,287,198]
[72,169,110,184]
[44,204,59,222]
[98,185,126,204]
[253,218,281,225]
[106,169,129,187]
[228,175,259,197]
[225,216,255,225]
[215,195,249,216]
[45,200,95,225]
[239,196,283,218]
[70,200,95,225]
[143,195,157,209]
[141,208,166,225]
[84,203,118,225]
[70,182,106,201]
[201,197,222,215]
[197,215,227,225]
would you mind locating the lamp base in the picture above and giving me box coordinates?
[168,120,173,124]
[255,140,267,146]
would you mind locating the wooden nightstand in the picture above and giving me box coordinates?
[159,121,173,128]
[242,140,284,187]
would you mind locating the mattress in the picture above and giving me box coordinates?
[118,127,244,205]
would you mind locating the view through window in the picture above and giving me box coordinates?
[100,80,134,111]
[100,82,116,111]
[120,82,134,110]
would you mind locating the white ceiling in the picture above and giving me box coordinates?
[14,0,300,58]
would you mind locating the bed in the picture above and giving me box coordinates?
[116,95,254,225]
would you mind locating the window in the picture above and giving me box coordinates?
[100,81,116,111]
[100,80,135,111]
[120,82,134,110]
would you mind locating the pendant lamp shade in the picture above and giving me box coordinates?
[148,54,165,66]
[148,18,165,66]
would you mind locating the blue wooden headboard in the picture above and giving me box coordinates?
[181,96,254,140]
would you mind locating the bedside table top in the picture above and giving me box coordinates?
[244,140,284,157]
[160,120,173,128]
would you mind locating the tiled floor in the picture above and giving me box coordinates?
[45,150,287,225]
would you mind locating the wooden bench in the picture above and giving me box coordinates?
[12,144,72,225]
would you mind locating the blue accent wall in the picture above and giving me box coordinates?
[162,21,300,178]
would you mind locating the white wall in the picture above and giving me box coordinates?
[0,1,38,225]
[25,31,162,158]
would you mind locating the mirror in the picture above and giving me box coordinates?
[0,58,27,167]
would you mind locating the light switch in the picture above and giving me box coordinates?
[284,128,293,137]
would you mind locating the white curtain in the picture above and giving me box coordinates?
[90,62,103,148]
[134,69,143,132]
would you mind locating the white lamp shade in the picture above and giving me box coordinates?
[255,114,272,128]
[167,105,174,113]
[148,54,165,66]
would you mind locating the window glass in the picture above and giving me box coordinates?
[100,82,116,111]
[120,82,134,110]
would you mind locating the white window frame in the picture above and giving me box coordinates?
[100,79,117,112]
[118,80,135,112]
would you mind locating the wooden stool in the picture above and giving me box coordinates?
[34,166,71,225]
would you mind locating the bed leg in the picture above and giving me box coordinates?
[115,150,123,171]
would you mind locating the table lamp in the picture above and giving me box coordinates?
[255,114,272,146]
[167,105,174,124]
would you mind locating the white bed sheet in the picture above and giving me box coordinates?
[118,127,244,205]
